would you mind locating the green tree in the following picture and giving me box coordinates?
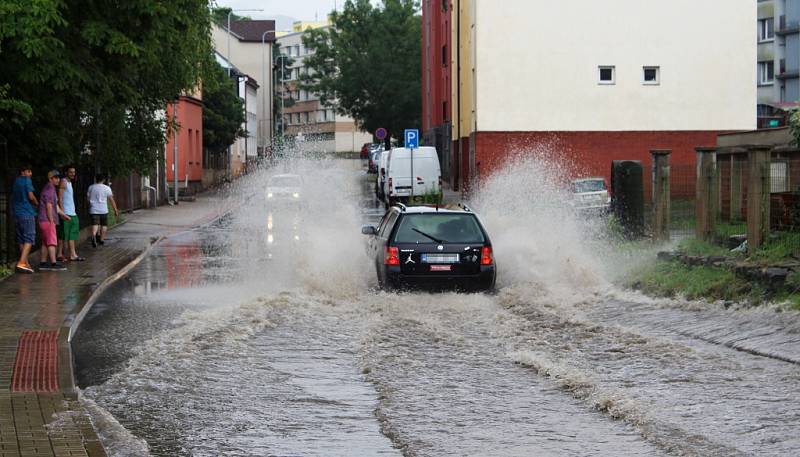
[203,59,246,155]
[0,0,214,177]
[301,0,421,147]
[211,7,251,27]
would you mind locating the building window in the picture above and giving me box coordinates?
[441,0,448,11]
[759,17,775,42]
[598,66,615,85]
[304,112,309,124]
[643,66,660,85]
[294,45,300,56]
[759,61,775,84]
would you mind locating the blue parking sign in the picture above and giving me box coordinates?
[404,129,419,149]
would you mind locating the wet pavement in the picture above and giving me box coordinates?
[72,158,800,456]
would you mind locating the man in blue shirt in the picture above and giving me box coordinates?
[11,165,39,273]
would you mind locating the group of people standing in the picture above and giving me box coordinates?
[11,165,119,274]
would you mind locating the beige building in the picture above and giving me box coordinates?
[439,0,755,188]
[276,23,372,153]
[211,20,276,154]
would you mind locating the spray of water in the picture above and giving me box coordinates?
[470,150,616,302]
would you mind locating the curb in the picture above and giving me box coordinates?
[67,235,164,344]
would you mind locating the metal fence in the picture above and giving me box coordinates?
[700,147,800,256]
[637,160,696,240]
[0,167,150,265]
[669,164,697,240]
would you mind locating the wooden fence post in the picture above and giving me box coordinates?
[651,149,671,241]
[695,147,718,241]
[747,145,772,249]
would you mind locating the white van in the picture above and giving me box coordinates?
[384,146,441,204]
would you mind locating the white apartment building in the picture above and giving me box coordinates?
[277,27,372,153]
[442,0,756,187]
[211,21,276,155]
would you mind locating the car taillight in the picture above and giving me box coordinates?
[384,247,400,265]
[480,246,493,265]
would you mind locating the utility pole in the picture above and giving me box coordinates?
[173,101,179,205]
[244,76,248,175]
[262,31,271,152]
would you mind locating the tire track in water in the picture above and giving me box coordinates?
[498,288,800,456]
[354,292,665,457]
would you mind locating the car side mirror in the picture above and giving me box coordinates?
[361,225,377,235]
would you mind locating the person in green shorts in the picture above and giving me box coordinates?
[57,166,85,262]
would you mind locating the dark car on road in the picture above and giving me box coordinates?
[362,204,496,291]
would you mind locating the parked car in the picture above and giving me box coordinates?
[384,146,441,205]
[571,177,610,213]
[368,150,381,173]
[361,203,496,291]
[360,142,371,160]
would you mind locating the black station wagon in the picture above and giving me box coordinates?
[362,204,496,291]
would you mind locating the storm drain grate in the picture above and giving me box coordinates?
[11,330,59,392]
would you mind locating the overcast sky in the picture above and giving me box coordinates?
[215,0,339,26]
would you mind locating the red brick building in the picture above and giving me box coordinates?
[422,0,453,184]
[165,95,204,192]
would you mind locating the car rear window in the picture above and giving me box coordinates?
[574,180,606,193]
[393,214,485,244]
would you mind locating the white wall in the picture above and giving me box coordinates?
[212,25,273,146]
[335,131,373,153]
[475,0,756,132]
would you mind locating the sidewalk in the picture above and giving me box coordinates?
[0,194,228,457]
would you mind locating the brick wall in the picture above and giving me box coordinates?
[471,131,721,185]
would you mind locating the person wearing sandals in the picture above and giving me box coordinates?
[38,170,69,271]
[11,165,39,274]
[57,166,85,262]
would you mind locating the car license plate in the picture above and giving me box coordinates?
[422,253,459,263]
[430,265,451,272]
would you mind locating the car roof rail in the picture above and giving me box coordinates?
[458,203,472,212]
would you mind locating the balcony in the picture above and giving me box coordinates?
[777,15,800,35]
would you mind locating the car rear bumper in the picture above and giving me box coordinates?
[384,265,496,291]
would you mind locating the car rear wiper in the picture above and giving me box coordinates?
[412,228,445,243]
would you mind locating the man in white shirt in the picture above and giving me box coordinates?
[86,173,119,247]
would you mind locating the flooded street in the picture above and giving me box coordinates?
[73,157,800,456]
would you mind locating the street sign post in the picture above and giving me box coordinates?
[404,129,419,149]
[405,129,419,199]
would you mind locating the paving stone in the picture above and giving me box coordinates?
[0,196,222,457]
